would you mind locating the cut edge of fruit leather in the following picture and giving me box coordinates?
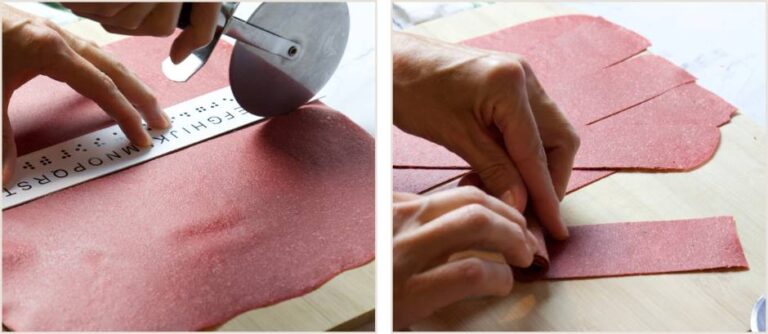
[550,54,696,126]
[3,35,374,330]
[574,122,721,170]
[3,103,375,331]
[595,82,737,128]
[393,127,467,168]
[462,15,650,82]
[392,168,612,195]
[8,33,232,155]
[393,58,700,169]
[515,216,748,280]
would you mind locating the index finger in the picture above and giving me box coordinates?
[521,61,580,199]
[42,43,152,147]
[493,75,568,240]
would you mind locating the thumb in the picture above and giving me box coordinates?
[169,3,219,64]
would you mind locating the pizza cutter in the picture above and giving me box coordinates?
[161,2,349,117]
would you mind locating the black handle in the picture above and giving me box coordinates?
[176,3,194,29]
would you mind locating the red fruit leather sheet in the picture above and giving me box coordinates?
[3,104,375,331]
[598,83,736,127]
[8,33,232,155]
[393,16,734,192]
[393,127,465,168]
[3,36,375,330]
[574,123,721,170]
[516,216,748,280]
[393,168,468,194]
[393,58,700,169]
[548,54,695,126]
[463,15,650,84]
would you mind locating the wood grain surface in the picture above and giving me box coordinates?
[405,3,765,331]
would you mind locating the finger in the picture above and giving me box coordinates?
[101,3,156,30]
[3,109,17,185]
[134,2,181,37]
[63,3,131,18]
[418,186,526,230]
[521,62,580,199]
[394,192,422,203]
[448,120,529,212]
[76,4,154,31]
[402,203,535,271]
[404,257,513,322]
[66,36,169,129]
[169,3,220,64]
[492,65,568,240]
[454,176,543,254]
[41,43,152,147]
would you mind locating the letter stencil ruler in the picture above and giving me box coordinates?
[3,87,261,209]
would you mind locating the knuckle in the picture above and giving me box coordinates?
[148,20,176,37]
[109,60,131,77]
[486,57,526,86]
[97,73,119,94]
[461,204,492,230]
[457,258,488,284]
[567,127,581,152]
[458,186,487,204]
[476,162,514,186]
[30,28,65,52]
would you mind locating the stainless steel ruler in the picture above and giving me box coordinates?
[3,87,262,209]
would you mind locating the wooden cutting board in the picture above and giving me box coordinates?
[406,2,766,331]
[58,20,375,331]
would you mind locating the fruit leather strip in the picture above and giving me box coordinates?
[393,168,468,194]
[3,103,375,331]
[547,216,748,279]
[549,54,696,126]
[515,216,748,281]
[8,33,232,155]
[593,83,736,127]
[573,123,721,170]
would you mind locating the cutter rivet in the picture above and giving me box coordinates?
[287,46,298,57]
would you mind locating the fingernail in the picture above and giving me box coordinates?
[158,110,171,129]
[139,130,153,148]
[526,230,540,254]
[501,190,515,206]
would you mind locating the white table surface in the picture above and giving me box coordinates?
[394,1,766,127]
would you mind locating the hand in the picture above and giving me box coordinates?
[393,187,539,329]
[2,5,169,184]
[393,32,579,240]
[62,2,221,63]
